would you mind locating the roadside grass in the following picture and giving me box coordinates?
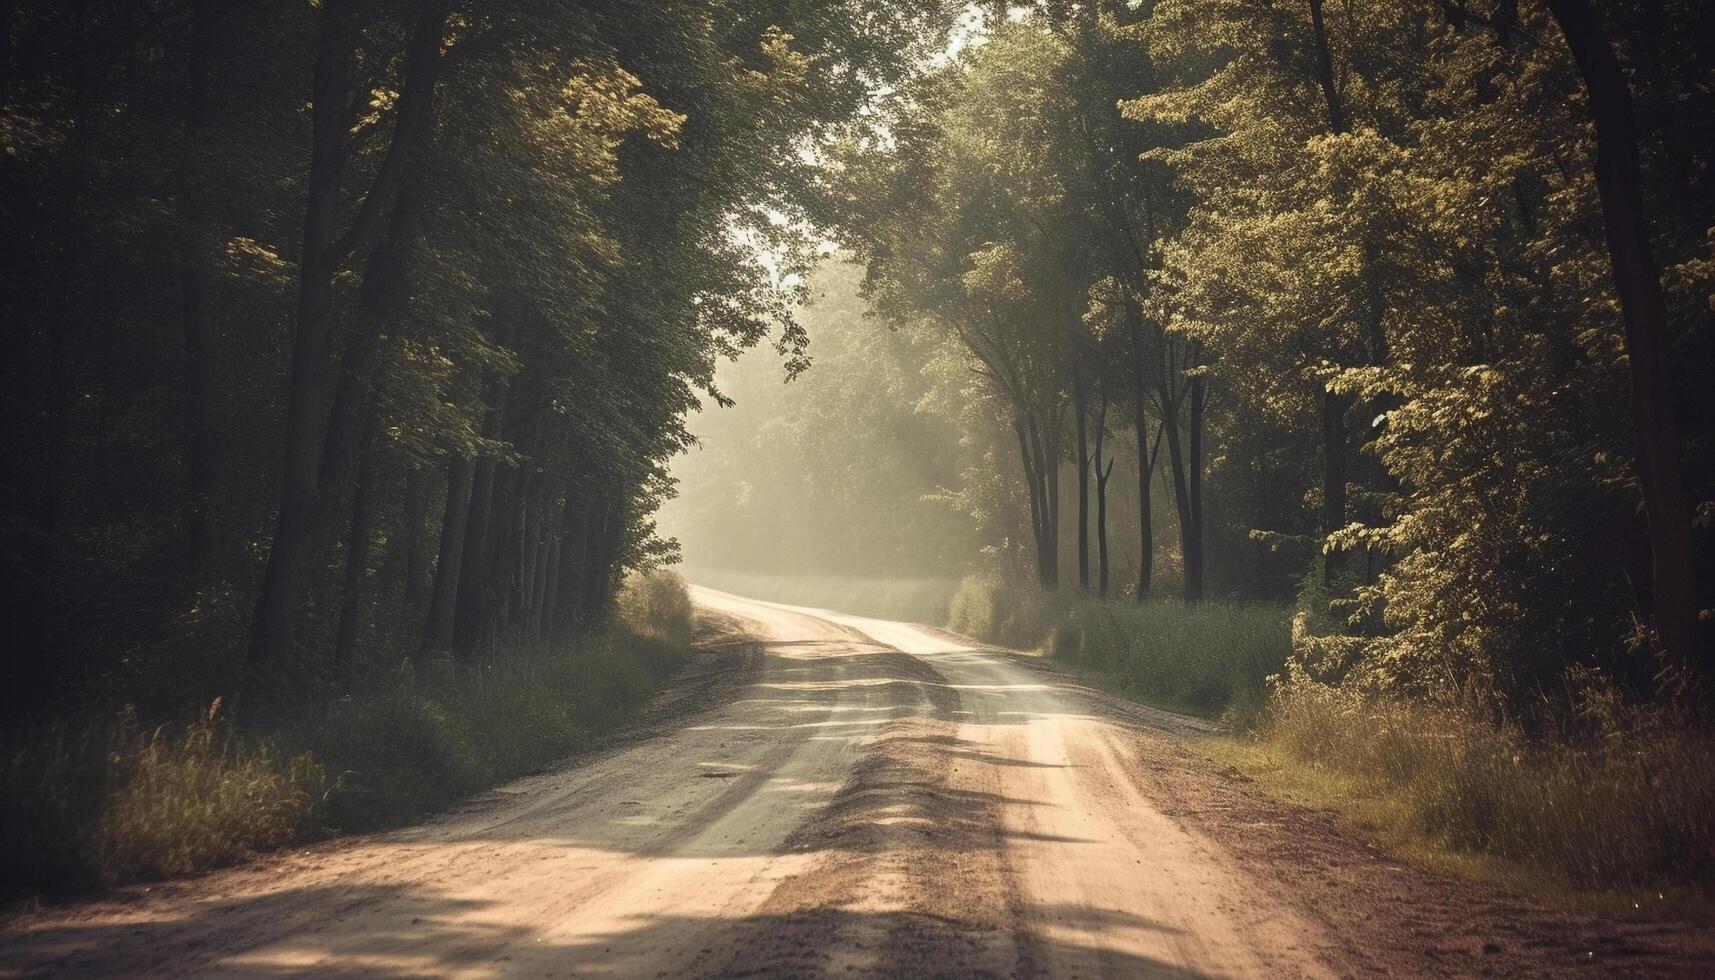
[1232,681,1715,903]
[945,573,1715,905]
[1,571,696,894]
[946,574,1290,721]
[684,567,961,626]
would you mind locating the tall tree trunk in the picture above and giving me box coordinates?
[1135,395,1156,602]
[1094,394,1112,599]
[178,0,219,579]
[453,444,502,663]
[1160,394,1195,603]
[1548,0,1701,678]
[538,532,561,643]
[1018,416,1051,588]
[422,456,473,661]
[333,416,378,672]
[1320,390,1351,583]
[1074,372,1090,592]
[1044,412,1062,589]
[1184,372,1206,603]
[248,0,449,679]
[402,465,430,617]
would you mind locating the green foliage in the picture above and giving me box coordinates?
[948,573,1063,650]
[947,573,1289,720]
[292,626,686,832]
[1048,599,1291,721]
[2,705,325,891]
[96,705,327,882]
[2,619,692,893]
[618,569,696,647]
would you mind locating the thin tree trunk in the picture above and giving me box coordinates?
[178,0,219,578]
[539,533,561,643]
[1044,413,1062,590]
[1074,373,1090,592]
[1015,417,1050,588]
[453,447,501,662]
[422,456,473,660]
[1136,417,1162,603]
[1321,390,1350,583]
[1160,393,1194,603]
[1135,390,1153,602]
[1547,0,1701,677]
[333,417,378,672]
[402,465,430,616]
[1094,394,1112,599]
[1184,372,1206,603]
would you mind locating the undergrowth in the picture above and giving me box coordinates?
[946,573,1715,896]
[1,571,695,894]
[1254,676,1715,894]
[947,573,1290,720]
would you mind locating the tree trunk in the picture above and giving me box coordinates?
[452,446,501,663]
[1135,397,1157,603]
[248,0,450,679]
[422,456,473,660]
[1185,372,1205,602]
[1094,394,1112,599]
[539,533,562,643]
[1548,0,1701,678]
[178,0,219,579]
[1321,389,1351,583]
[1044,412,1062,590]
[402,465,430,617]
[1074,372,1090,592]
[1015,416,1051,588]
[333,416,378,672]
[1160,393,1195,603]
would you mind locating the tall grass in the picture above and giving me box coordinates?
[947,574,1292,720]
[1,571,697,894]
[1261,677,1715,892]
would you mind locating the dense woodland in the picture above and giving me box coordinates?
[675,0,1714,722]
[1,0,1713,894]
[808,0,1712,721]
[0,0,948,721]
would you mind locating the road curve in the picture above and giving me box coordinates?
[0,589,1334,977]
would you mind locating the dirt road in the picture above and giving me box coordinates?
[3,589,1710,977]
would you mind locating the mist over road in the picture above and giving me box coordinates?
[5,588,1703,978]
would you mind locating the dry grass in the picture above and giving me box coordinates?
[2,574,699,895]
[96,701,326,881]
[1248,679,1715,896]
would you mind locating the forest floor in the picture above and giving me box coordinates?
[1,588,1712,978]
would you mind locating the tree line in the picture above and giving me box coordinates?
[0,0,945,719]
[828,0,1712,712]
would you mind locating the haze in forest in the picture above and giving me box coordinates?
[3,0,1714,972]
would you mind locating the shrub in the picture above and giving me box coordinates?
[97,702,325,881]
[948,573,1061,648]
[619,569,695,646]
[3,621,694,894]
[2,702,325,890]
[1046,598,1291,720]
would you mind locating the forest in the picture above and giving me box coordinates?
[2,0,1713,937]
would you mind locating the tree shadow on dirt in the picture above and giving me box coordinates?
[0,884,1211,978]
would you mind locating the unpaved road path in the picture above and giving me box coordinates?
[3,588,1711,978]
